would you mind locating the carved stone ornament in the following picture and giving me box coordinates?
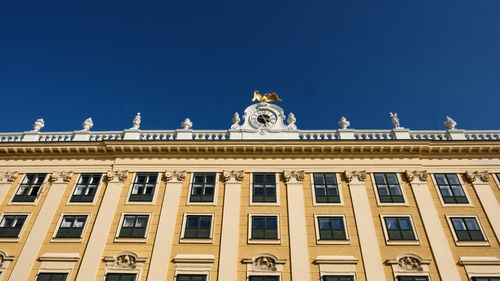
[33,118,45,132]
[338,116,350,129]
[49,171,73,183]
[0,171,18,183]
[390,112,401,129]
[131,112,141,129]
[181,118,193,129]
[164,170,187,182]
[222,170,244,182]
[405,170,428,183]
[105,170,128,182]
[253,256,277,271]
[231,112,241,129]
[283,170,305,182]
[398,256,423,271]
[465,171,489,183]
[286,113,297,129]
[82,118,94,131]
[116,254,136,269]
[444,116,457,130]
[344,170,366,183]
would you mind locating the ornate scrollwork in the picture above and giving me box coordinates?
[49,171,73,183]
[116,254,136,268]
[283,170,305,182]
[222,170,244,182]
[398,255,422,271]
[0,171,18,183]
[253,256,277,271]
[465,171,489,183]
[105,170,128,182]
[164,170,187,182]
[344,170,366,183]
[405,170,428,183]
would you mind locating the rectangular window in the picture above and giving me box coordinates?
[118,215,149,238]
[323,276,355,281]
[129,173,157,202]
[105,273,137,281]
[55,215,87,238]
[397,277,429,281]
[249,276,279,281]
[473,278,500,281]
[318,216,347,240]
[36,273,68,281]
[12,173,46,202]
[313,173,340,203]
[70,174,101,203]
[384,217,416,240]
[496,173,500,184]
[450,217,485,241]
[434,174,468,204]
[253,173,276,203]
[251,216,278,239]
[184,215,212,238]
[0,215,27,238]
[176,275,207,281]
[374,173,404,203]
[190,173,216,202]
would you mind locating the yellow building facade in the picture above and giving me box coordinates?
[0,101,499,281]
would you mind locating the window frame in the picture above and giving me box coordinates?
[248,214,281,244]
[114,213,151,242]
[314,214,350,245]
[371,173,408,206]
[431,173,472,207]
[10,173,47,205]
[0,213,30,241]
[446,215,489,246]
[248,276,281,281]
[380,214,420,245]
[250,173,280,206]
[68,173,102,205]
[104,272,138,281]
[126,172,159,204]
[35,272,69,281]
[51,213,91,242]
[493,173,500,191]
[310,173,343,206]
[395,276,430,281]
[180,213,215,243]
[322,276,356,281]
[175,274,208,281]
[187,172,218,205]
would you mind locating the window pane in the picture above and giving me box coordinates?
[314,174,325,184]
[136,216,148,227]
[332,218,344,229]
[266,217,277,228]
[123,216,136,227]
[451,218,466,230]
[253,217,264,228]
[61,217,73,228]
[435,174,447,185]
[319,218,331,229]
[447,174,460,184]
[398,218,411,230]
[385,218,398,229]
[374,174,386,184]
[464,218,480,230]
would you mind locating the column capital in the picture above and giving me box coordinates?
[465,171,489,184]
[283,170,305,183]
[405,170,428,184]
[344,170,366,183]
[49,171,74,183]
[0,171,18,183]
[163,170,186,182]
[222,170,244,183]
[105,170,128,183]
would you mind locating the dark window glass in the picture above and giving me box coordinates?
[105,273,137,281]
[397,277,429,281]
[374,173,404,203]
[129,173,157,202]
[184,215,212,238]
[450,217,485,241]
[249,276,279,281]
[384,217,416,240]
[317,216,347,240]
[36,273,68,281]
[0,215,27,237]
[472,278,500,281]
[176,275,207,281]
[12,173,46,202]
[118,215,149,238]
[313,173,340,203]
[434,174,468,204]
[190,173,216,202]
[70,174,101,202]
[253,173,276,203]
[55,215,87,238]
[323,276,355,281]
[252,216,278,239]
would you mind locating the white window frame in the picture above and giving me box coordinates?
[247,273,282,281]
[102,269,141,281]
[186,172,219,206]
[114,212,152,243]
[9,173,48,206]
[0,212,31,242]
[66,173,103,206]
[493,172,500,191]
[313,214,350,245]
[249,173,280,206]
[370,172,409,206]
[394,274,432,281]
[125,172,160,205]
[248,214,281,244]
[380,214,420,245]
[310,173,344,206]
[51,212,91,243]
[430,173,473,207]
[446,215,490,246]
[180,213,215,244]
[320,274,357,281]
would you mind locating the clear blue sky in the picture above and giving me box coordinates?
[1,0,499,132]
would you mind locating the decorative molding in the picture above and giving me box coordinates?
[222,170,244,182]
[465,171,489,183]
[386,253,431,274]
[0,171,18,183]
[314,256,358,264]
[172,254,215,264]
[242,253,286,273]
[181,118,193,129]
[33,118,45,132]
[105,170,128,182]
[338,116,350,129]
[49,171,73,183]
[164,170,187,182]
[405,170,428,183]
[283,170,305,182]
[444,116,457,130]
[0,250,15,269]
[82,118,94,131]
[459,256,500,265]
[103,252,146,270]
[344,170,366,183]
[38,253,80,262]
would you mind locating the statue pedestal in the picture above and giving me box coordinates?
[447,130,466,140]
[22,131,40,142]
[123,129,141,140]
[176,130,193,140]
[338,129,355,140]
[392,128,411,140]
[73,131,90,141]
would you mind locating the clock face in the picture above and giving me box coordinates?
[250,110,277,128]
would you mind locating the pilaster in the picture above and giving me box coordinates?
[0,171,18,204]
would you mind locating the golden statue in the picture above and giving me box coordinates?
[252,91,282,103]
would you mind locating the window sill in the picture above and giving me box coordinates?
[249,202,280,206]
[441,203,474,207]
[180,238,213,244]
[114,237,147,243]
[312,202,344,207]
[385,240,420,246]
[454,240,490,247]
[316,239,350,245]
[376,202,409,207]
[0,238,19,242]
[51,238,83,243]
[186,201,217,206]
[248,239,281,245]
[8,202,37,206]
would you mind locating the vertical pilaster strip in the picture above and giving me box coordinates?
[0,171,18,204]
[283,170,311,281]
[75,170,128,281]
[344,170,386,281]
[9,171,73,281]
[147,170,186,281]
[405,170,462,281]
[466,171,500,242]
[217,170,244,281]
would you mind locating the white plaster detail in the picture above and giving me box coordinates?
[181,118,193,129]
[231,112,241,129]
[459,257,500,279]
[0,250,15,272]
[405,170,428,184]
[164,170,186,182]
[131,113,141,129]
[338,116,350,129]
[82,118,93,131]
[49,171,73,183]
[287,112,297,129]
[172,254,214,281]
[38,253,80,262]
[0,171,18,182]
[33,118,45,132]
[465,170,489,183]
[103,252,146,270]
[389,112,401,129]
[282,170,304,183]
[105,170,128,182]
[386,253,431,278]
[242,253,286,275]
[314,256,358,280]
[344,170,366,183]
[444,116,457,130]
[172,254,216,263]
[222,170,244,182]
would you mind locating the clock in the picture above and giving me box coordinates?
[250,110,277,128]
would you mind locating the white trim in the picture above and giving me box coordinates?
[493,173,500,191]
[320,274,357,281]
[66,173,103,206]
[50,212,92,243]
[313,214,350,245]
[249,173,280,206]
[248,213,281,244]
[114,212,152,243]
[102,268,142,281]
[379,214,420,245]
[186,172,219,206]
[310,173,344,206]
[125,172,160,205]
[394,273,432,280]
[0,212,31,242]
[446,215,490,247]
[246,272,282,280]
[370,172,409,206]
[173,254,214,281]
[8,173,49,206]
[179,213,215,244]
[315,256,358,281]
[430,173,473,207]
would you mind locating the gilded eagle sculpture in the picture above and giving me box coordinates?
[252,91,282,103]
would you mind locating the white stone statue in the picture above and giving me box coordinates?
[231,112,241,129]
[338,116,350,129]
[131,113,141,129]
[444,116,457,130]
[33,118,45,132]
[82,118,94,131]
[389,112,400,129]
[181,118,192,129]
[287,113,297,129]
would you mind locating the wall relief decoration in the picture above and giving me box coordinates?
[253,256,277,271]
